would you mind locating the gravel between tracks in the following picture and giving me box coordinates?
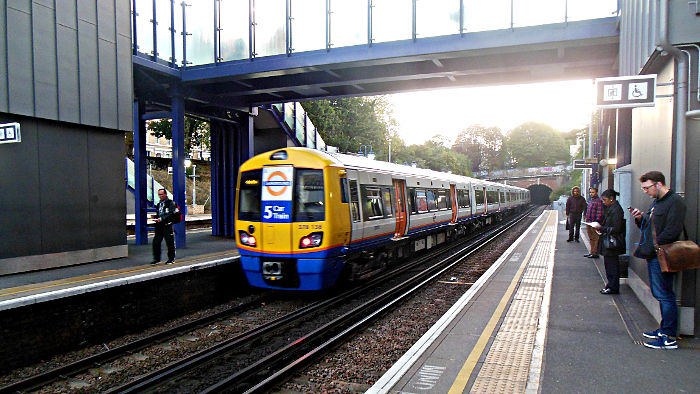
[279,212,539,393]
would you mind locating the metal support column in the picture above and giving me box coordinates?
[210,122,221,235]
[133,100,148,245]
[171,92,187,248]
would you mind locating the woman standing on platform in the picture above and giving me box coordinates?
[592,189,626,294]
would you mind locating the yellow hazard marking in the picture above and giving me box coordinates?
[448,211,552,394]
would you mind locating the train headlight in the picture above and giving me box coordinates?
[239,231,257,247]
[299,232,323,249]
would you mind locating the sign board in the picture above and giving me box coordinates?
[595,75,656,109]
[573,159,595,169]
[261,166,293,223]
[0,122,21,144]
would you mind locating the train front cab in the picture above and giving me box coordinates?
[236,149,351,290]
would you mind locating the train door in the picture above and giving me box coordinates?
[450,184,457,223]
[261,166,294,253]
[346,170,363,244]
[392,179,408,238]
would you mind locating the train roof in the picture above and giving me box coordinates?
[316,148,528,192]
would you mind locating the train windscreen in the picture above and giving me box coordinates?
[238,169,262,221]
[294,169,325,222]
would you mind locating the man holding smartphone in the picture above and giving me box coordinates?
[631,171,685,349]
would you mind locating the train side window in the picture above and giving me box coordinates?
[437,189,449,210]
[426,189,438,211]
[362,186,384,220]
[415,189,428,213]
[459,190,471,208]
[500,191,506,203]
[349,180,360,222]
[340,178,349,204]
[407,187,416,214]
[475,189,484,205]
[382,188,393,217]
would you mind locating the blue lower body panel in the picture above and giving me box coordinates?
[240,255,345,290]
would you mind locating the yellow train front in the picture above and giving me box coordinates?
[235,148,351,290]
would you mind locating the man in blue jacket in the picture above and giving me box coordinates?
[631,171,685,349]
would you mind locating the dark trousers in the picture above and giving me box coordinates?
[568,213,582,240]
[153,224,175,261]
[603,255,620,292]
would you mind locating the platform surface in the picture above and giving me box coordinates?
[0,228,238,310]
[369,210,700,393]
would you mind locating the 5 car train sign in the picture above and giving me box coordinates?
[262,166,293,222]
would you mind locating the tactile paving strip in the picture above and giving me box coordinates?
[470,213,556,393]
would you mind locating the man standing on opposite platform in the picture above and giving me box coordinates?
[151,188,179,265]
[584,187,604,258]
[631,171,685,350]
[565,186,587,243]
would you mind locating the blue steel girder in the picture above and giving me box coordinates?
[171,18,618,107]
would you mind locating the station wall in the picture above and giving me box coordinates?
[0,113,126,274]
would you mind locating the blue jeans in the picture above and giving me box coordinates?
[647,258,678,336]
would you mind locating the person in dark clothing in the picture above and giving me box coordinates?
[630,171,685,349]
[565,186,587,242]
[152,188,180,265]
[591,189,625,294]
[584,187,604,258]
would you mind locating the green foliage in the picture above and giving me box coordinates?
[148,117,211,154]
[393,137,472,176]
[452,125,504,172]
[504,122,570,168]
[302,97,397,160]
[550,170,582,201]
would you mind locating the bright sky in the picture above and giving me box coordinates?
[387,79,596,146]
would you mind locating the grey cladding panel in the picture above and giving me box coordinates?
[88,130,126,247]
[116,0,131,38]
[0,4,8,112]
[32,3,58,119]
[6,6,34,116]
[117,33,133,131]
[55,0,77,28]
[99,40,118,129]
[57,25,80,123]
[78,19,100,126]
[0,115,42,259]
[97,0,116,41]
[38,123,91,254]
[77,0,97,24]
[7,0,30,12]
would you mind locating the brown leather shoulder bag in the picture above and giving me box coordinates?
[651,210,700,272]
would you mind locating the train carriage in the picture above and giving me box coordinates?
[235,148,530,291]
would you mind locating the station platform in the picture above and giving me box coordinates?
[0,228,238,311]
[368,210,700,393]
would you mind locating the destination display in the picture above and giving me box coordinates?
[261,166,294,223]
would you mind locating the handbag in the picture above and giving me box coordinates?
[566,218,570,231]
[651,211,700,272]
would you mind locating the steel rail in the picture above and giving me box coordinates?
[111,207,535,393]
[215,207,537,393]
[0,295,273,393]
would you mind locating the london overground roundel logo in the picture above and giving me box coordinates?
[264,171,291,196]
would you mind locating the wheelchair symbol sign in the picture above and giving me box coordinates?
[628,83,648,100]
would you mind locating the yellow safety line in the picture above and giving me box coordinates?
[0,250,239,298]
[448,211,552,394]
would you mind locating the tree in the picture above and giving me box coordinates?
[504,122,570,168]
[303,96,397,159]
[452,125,504,172]
[148,117,211,154]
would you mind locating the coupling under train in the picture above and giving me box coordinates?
[235,147,530,291]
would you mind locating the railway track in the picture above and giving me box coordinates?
[108,207,537,393]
